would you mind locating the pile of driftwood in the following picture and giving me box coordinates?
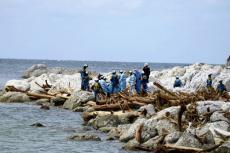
[86,82,230,113]
[5,80,70,102]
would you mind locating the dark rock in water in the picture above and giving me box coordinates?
[73,106,88,112]
[40,104,50,110]
[67,133,101,141]
[51,97,66,106]
[30,122,45,127]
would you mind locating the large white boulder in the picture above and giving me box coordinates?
[23,64,48,78]
[149,63,229,92]
[5,80,30,91]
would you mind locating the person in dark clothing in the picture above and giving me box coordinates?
[97,73,102,80]
[82,72,90,91]
[217,80,227,94]
[206,74,212,89]
[174,77,182,88]
[143,63,150,83]
[80,64,89,90]
[226,55,230,68]
[141,72,148,94]
[91,79,101,102]
[110,71,119,94]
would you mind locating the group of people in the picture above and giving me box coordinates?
[172,74,227,94]
[206,74,227,94]
[81,63,228,102]
[80,63,151,102]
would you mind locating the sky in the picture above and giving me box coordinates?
[0,0,229,64]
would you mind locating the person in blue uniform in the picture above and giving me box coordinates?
[174,77,182,88]
[110,71,119,94]
[133,69,142,94]
[217,80,227,95]
[206,74,212,89]
[129,71,136,96]
[119,70,126,92]
[99,76,110,97]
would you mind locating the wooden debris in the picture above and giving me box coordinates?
[135,123,144,144]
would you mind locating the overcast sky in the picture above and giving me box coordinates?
[0,0,229,64]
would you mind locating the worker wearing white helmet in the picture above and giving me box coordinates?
[143,63,150,83]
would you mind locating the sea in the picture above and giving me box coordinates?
[0,58,189,153]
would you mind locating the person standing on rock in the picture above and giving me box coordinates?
[99,76,110,97]
[119,70,126,92]
[141,71,149,95]
[129,71,136,96]
[110,70,119,94]
[217,80,227,95]
[133,69,142,95]
[226,55,230,68]
[143,63,151,83]
[91,79,101,102]
[206,74,213,89]
[80,64,88,90]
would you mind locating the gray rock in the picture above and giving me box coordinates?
[210,111,229,123]
[92,114,121,129]
[141,126,158,143]
[0,92,31,103]
[73,106,88,112]
[107,124,131,140]
[196,101,226,116]
[23,64,48,78]
[119,118,147,142]
[196,121,229,139]
[153,106,180,120]
[138,104,156,117]
[122,139,140,150]
[175,132,202,148]
[213,140,230,153]
[164,131,182,144]
[35,98,50,104]
[63,91,94,110]
[67,133,101,141]
[117,112,139,124]
[141,136,165,149]
[155,119,177,136]
[98,127,115,133]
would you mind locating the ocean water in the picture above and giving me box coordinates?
[0,59,189,153]
[0,58,188,88]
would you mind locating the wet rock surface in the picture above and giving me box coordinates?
[67,133,101,141]
[30,122,45,127]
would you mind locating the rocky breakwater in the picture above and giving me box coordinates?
[149,63,230,92]
[0,64,83,104]
[1,63,230,152]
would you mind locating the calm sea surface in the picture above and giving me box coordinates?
[0,59,189,153]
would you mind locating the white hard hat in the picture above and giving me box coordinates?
[144,63,148,66]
